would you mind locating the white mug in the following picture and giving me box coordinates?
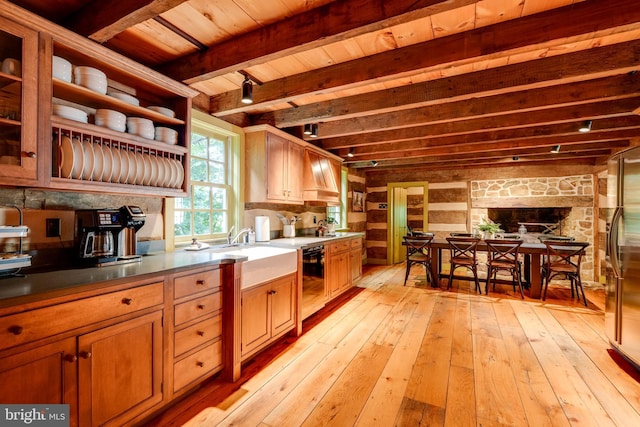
[1,58,21,77]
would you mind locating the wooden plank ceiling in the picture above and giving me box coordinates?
[12,0,640,170]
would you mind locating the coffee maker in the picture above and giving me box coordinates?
[75,206,146,266]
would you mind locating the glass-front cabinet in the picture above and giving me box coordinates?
[0,16,38,185]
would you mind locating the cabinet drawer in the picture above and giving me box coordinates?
[173,340,222,392]
[174,292,222,326]
[351,237,362,248]
[174,269,220,300]
[174,315,222,357]
[0,282,164,351]
[327,240,351,254]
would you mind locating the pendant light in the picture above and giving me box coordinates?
[241,76,253,104]
[303,124,313,135]
[310,123,319,138]
[550,145,561,153]
[578,120,592,133]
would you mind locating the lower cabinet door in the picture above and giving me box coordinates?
[0,337,78,426]
[270,275,295,337]
[241,283,271,358]
[78,311,163,427]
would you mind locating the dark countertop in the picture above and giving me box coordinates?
[0,250,247,308]
[0,232,364,309]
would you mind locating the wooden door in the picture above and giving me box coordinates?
[270,274,295,337]
[287,141,305,202]
[241,283,271,357]
[266,133,287,202]
[391,187,408,264]
[0,338,78,426]
[78,311,163,427]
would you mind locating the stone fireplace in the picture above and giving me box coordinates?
[470,175,596,283]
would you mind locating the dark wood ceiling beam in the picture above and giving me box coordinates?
[313,75,640,140]
[159,0,476,84]
[64,0,189,42]
[334,115,640,156]
[344,129,640,161]
[211,0,640,115]
[261,39,640,128]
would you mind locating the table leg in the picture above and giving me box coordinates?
[529,254,542,298]
[431,248,441,287]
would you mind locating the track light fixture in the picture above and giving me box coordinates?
[347,148,355,158]
[512,156,519,161]
[303,124,312,135]
[310,123,319,138]
[579,120,592,133]
[241,75,253,104]
[550,145,561,154]
[371,160,378,167]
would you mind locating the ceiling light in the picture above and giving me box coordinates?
[550,145,561,153]
[371,160,378,167]
[347,148,355,158]
[310,123,318,138]
[303,124,312,135]
[512,156,519,161]
[579,120,592,133]
[241,76,253,104]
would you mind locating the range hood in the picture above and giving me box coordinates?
[303,149,340,205]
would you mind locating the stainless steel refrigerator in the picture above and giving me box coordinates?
[606,147,640,370]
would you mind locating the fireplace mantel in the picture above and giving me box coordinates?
[472,195,592,208]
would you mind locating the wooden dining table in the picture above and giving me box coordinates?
[428,238,548,298]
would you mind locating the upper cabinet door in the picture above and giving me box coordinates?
[0,16,38,185]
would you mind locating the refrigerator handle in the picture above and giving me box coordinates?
[609,207,622,277]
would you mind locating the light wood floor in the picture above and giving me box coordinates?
[145,264,640,427]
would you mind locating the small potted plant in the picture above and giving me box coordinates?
[477,218,502,239]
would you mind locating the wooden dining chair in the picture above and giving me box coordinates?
[485,238,524,298]
[403,234,437,287]
[541,240,590,306]
[445,236,481,293]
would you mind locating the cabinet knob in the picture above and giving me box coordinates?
[64,354,78,363]
[79,351,92,359]
[196,279,206,286]
[196,361,204,368]
[268,290,277,295]
[197,330,205,337]
[8,325,23,335]
[22,151,36,158]
[197,304,205,310]
[122,297,133,305]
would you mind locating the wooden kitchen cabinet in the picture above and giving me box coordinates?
[78,311,163,427]
[0,280,165,427]
[0,16,39,185]
[241,273,296,359]
[325,240,351,298]
[350,237,363,283]
[171,267,223,395]
[245,125,304,204]
[0,338,78,426]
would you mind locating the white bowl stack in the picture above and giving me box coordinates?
[127,117,154,139]
[154,127,178,145]
[53,104,88,123]
[108,91,139,106]
[74,66,107,94]
[52,56,72,82]
[148,106,175,118]
[95,109,126,132]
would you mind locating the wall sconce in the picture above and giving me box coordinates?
[241,76,253,104]
[310,123,318,138]
[550,145,561,153]
[371,160,378,167]
[579,120,592,133]
[347,148,355,158]
[303,124,312,135]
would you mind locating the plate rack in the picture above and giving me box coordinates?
[0,205,31,277]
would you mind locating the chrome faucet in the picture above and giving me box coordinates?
[226,226,235,244]
[230,227,254,244]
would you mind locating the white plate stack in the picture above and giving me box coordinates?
[52,56,72,82]
[53,104,88,123]
[74,66,107,94]
[126,117,154,139]
[108,91,139,106]
[154,127,178,145]
[95,109,126,132]
[148,106,175,118]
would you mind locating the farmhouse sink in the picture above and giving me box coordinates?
[212,245,298,288]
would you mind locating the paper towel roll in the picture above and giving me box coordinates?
[255,216,270,241]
